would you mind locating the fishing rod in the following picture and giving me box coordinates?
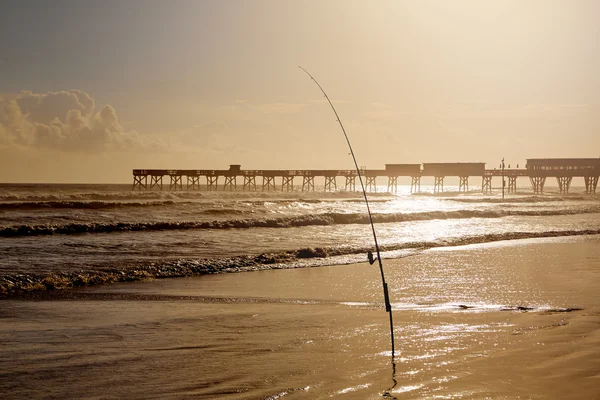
[299,67,395,357]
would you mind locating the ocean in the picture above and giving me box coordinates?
[1,183,599,398]
[1,182,599,293]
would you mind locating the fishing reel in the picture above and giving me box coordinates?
[367,250,378,265]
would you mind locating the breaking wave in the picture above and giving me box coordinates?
[0,190,385,203]
[2,207,600,237]
[3,229,600,295]
[446,195,594,203]
[0,200,179,210]
[0,196,391,210]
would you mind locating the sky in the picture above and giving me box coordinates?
[0,0,599,183]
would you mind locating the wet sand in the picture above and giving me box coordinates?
[1,237,599,399]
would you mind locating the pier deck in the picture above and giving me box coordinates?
[133,159,600,194]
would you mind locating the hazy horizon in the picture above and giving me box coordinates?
[1,0,599,183]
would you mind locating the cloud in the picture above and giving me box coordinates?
[15,90,95,124]
[0,90,162,152]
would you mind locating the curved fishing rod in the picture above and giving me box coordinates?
[299,66,395,357]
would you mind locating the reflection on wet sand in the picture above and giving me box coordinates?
[1,237,599,399]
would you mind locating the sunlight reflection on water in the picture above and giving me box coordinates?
[392,384,424,393]
[336,383,372,394]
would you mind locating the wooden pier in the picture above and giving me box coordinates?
[133,158,600,194]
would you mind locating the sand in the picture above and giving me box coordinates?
[1,236,599,399]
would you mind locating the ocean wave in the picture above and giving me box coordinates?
[2,229,600,295]
[200,208,252,216]
[0,198,316,211]
[0,193,383,210]
[446,195,593,204]
[0,200,179,210]
[0,196,371,211]
[2,207,600,237]
[1,193,587,211]
[0,190,382,203]
[0,192,192,202]
[0,201,253,215]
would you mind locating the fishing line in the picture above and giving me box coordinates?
[299,67,395,357]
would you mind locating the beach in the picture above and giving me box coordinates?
[3,1,600,397]
[2,236,599,399]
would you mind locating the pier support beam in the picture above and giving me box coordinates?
[366,177,377,192]
[584,176,599,194]
[262,176,276,191]
[187,176,200,191]
[243,176,256,191]
[529,176,546,194]
[482,176,492,194]
[324,177,337,192]
[206,176,218,191]
[302,176,315,192]
[387,176,398,193]
[282,176,294,192]
[434,176,444,193]
[410,176,421,193]
[133,175,148,191]
[223,176,236,191]
[507,176,517,194]
[556,176,572,194]
[150,176,163,191]
[169,176,182,191]
[345,176,356,191]
[458,176,468,192]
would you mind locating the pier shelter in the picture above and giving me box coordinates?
[421,163,486,193]
[385,164,422,193]
[526,158,600,194]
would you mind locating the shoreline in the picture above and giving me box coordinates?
[3,231,600,299]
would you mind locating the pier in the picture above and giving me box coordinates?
[132,158,600,194]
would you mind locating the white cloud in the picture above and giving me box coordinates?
[0,90,162,152]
